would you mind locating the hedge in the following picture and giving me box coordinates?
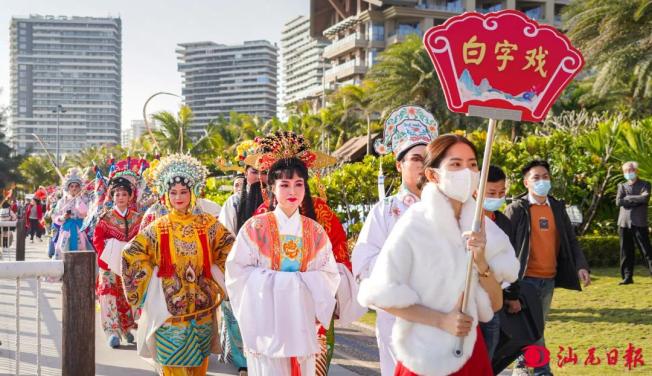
[578,235,620,267]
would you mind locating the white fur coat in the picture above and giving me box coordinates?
[358,183,519,376]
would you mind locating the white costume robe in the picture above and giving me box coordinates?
[351,185,419,375]
[358,183,520,376]
[218,193,239,235]
[225,208,340,375]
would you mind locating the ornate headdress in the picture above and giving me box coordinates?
[62,167,84,189]
[237,140,259,164]
[153,153,208,198]
[107,157,148,191]
[245,131,336,171]
[375,105,439,160]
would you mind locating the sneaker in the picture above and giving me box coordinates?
[126,332,135,344]
[108,335,120,349]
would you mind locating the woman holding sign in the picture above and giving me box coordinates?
[358,135,519,376]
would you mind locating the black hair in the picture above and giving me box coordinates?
[397,143,426,162]
[110,177,134,197]
[267,157,316,221]
[488,165,507,183]
[235,169,265,233]
[521,159,550,177]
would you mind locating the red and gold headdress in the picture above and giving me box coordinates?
[244,131,336,171]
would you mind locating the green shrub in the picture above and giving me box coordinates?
[578,235,620,267]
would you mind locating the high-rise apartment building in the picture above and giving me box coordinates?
[121,119,159,147]
[281,16,330,112]
[310,0,567,88]
[176,40,277,134]
[8,15,122,156]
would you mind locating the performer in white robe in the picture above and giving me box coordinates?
[351,105,438,375]
[226,152,340,375]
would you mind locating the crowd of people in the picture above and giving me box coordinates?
[3,104,652,376]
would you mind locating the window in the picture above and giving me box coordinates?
[397,23,420,37]
[370,23,384,41]
[368,48,379,66]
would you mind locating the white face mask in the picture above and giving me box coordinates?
[436,168,480,203]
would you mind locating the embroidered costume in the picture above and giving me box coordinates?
[52,168,92,258]
[122,154,234,376]
[225,209,340,375]
[93,163,146,348]
[240,131,362,375]
[351,105,438,375]
[93,204,142,345]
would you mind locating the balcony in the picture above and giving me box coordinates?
[323,33,367,59]
[324,60,367,83]
[386,27,422,45]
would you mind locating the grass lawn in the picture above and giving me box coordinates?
[356,267,652,375]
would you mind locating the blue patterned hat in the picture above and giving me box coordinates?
[374,105,439,160]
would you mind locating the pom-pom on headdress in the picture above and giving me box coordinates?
[245,131,336,171]
[237,140,260,164]
[153,153,208,197]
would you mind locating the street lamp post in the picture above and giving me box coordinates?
[53,104,66,167]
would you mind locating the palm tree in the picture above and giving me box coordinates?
[18,155,59,191]
[364,34,482,131]
[152,105,194,153]
[328,84,377,154]
[564,0,652,117]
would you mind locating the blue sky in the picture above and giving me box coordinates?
[0,0,308,128]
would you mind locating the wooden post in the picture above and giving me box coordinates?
[61,251,95,376]
[15,213,26,261]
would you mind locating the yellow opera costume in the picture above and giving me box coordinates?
[122,154,234,376]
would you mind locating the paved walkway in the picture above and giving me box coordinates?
[0,239,358,375]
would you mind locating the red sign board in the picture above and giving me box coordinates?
[423,10,585,122]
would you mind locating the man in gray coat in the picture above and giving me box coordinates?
[616,161,652,285]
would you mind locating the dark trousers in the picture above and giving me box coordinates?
[619,226,652,279]
[28,219,42,240]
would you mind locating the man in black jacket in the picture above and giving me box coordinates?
[616,161,652,285]
[505,160,590,376]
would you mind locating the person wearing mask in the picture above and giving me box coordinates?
[616,161,652,285]
[358,134,519,376]
[505,159,591,376]
[479,165,514,359]
[351,105,439,375]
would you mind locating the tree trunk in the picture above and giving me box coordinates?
[366,115,372,155]
[579,166,613,235]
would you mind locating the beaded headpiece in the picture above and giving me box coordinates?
[245,131,336,171]
[62,167,84,189]
[153,154,208,197]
